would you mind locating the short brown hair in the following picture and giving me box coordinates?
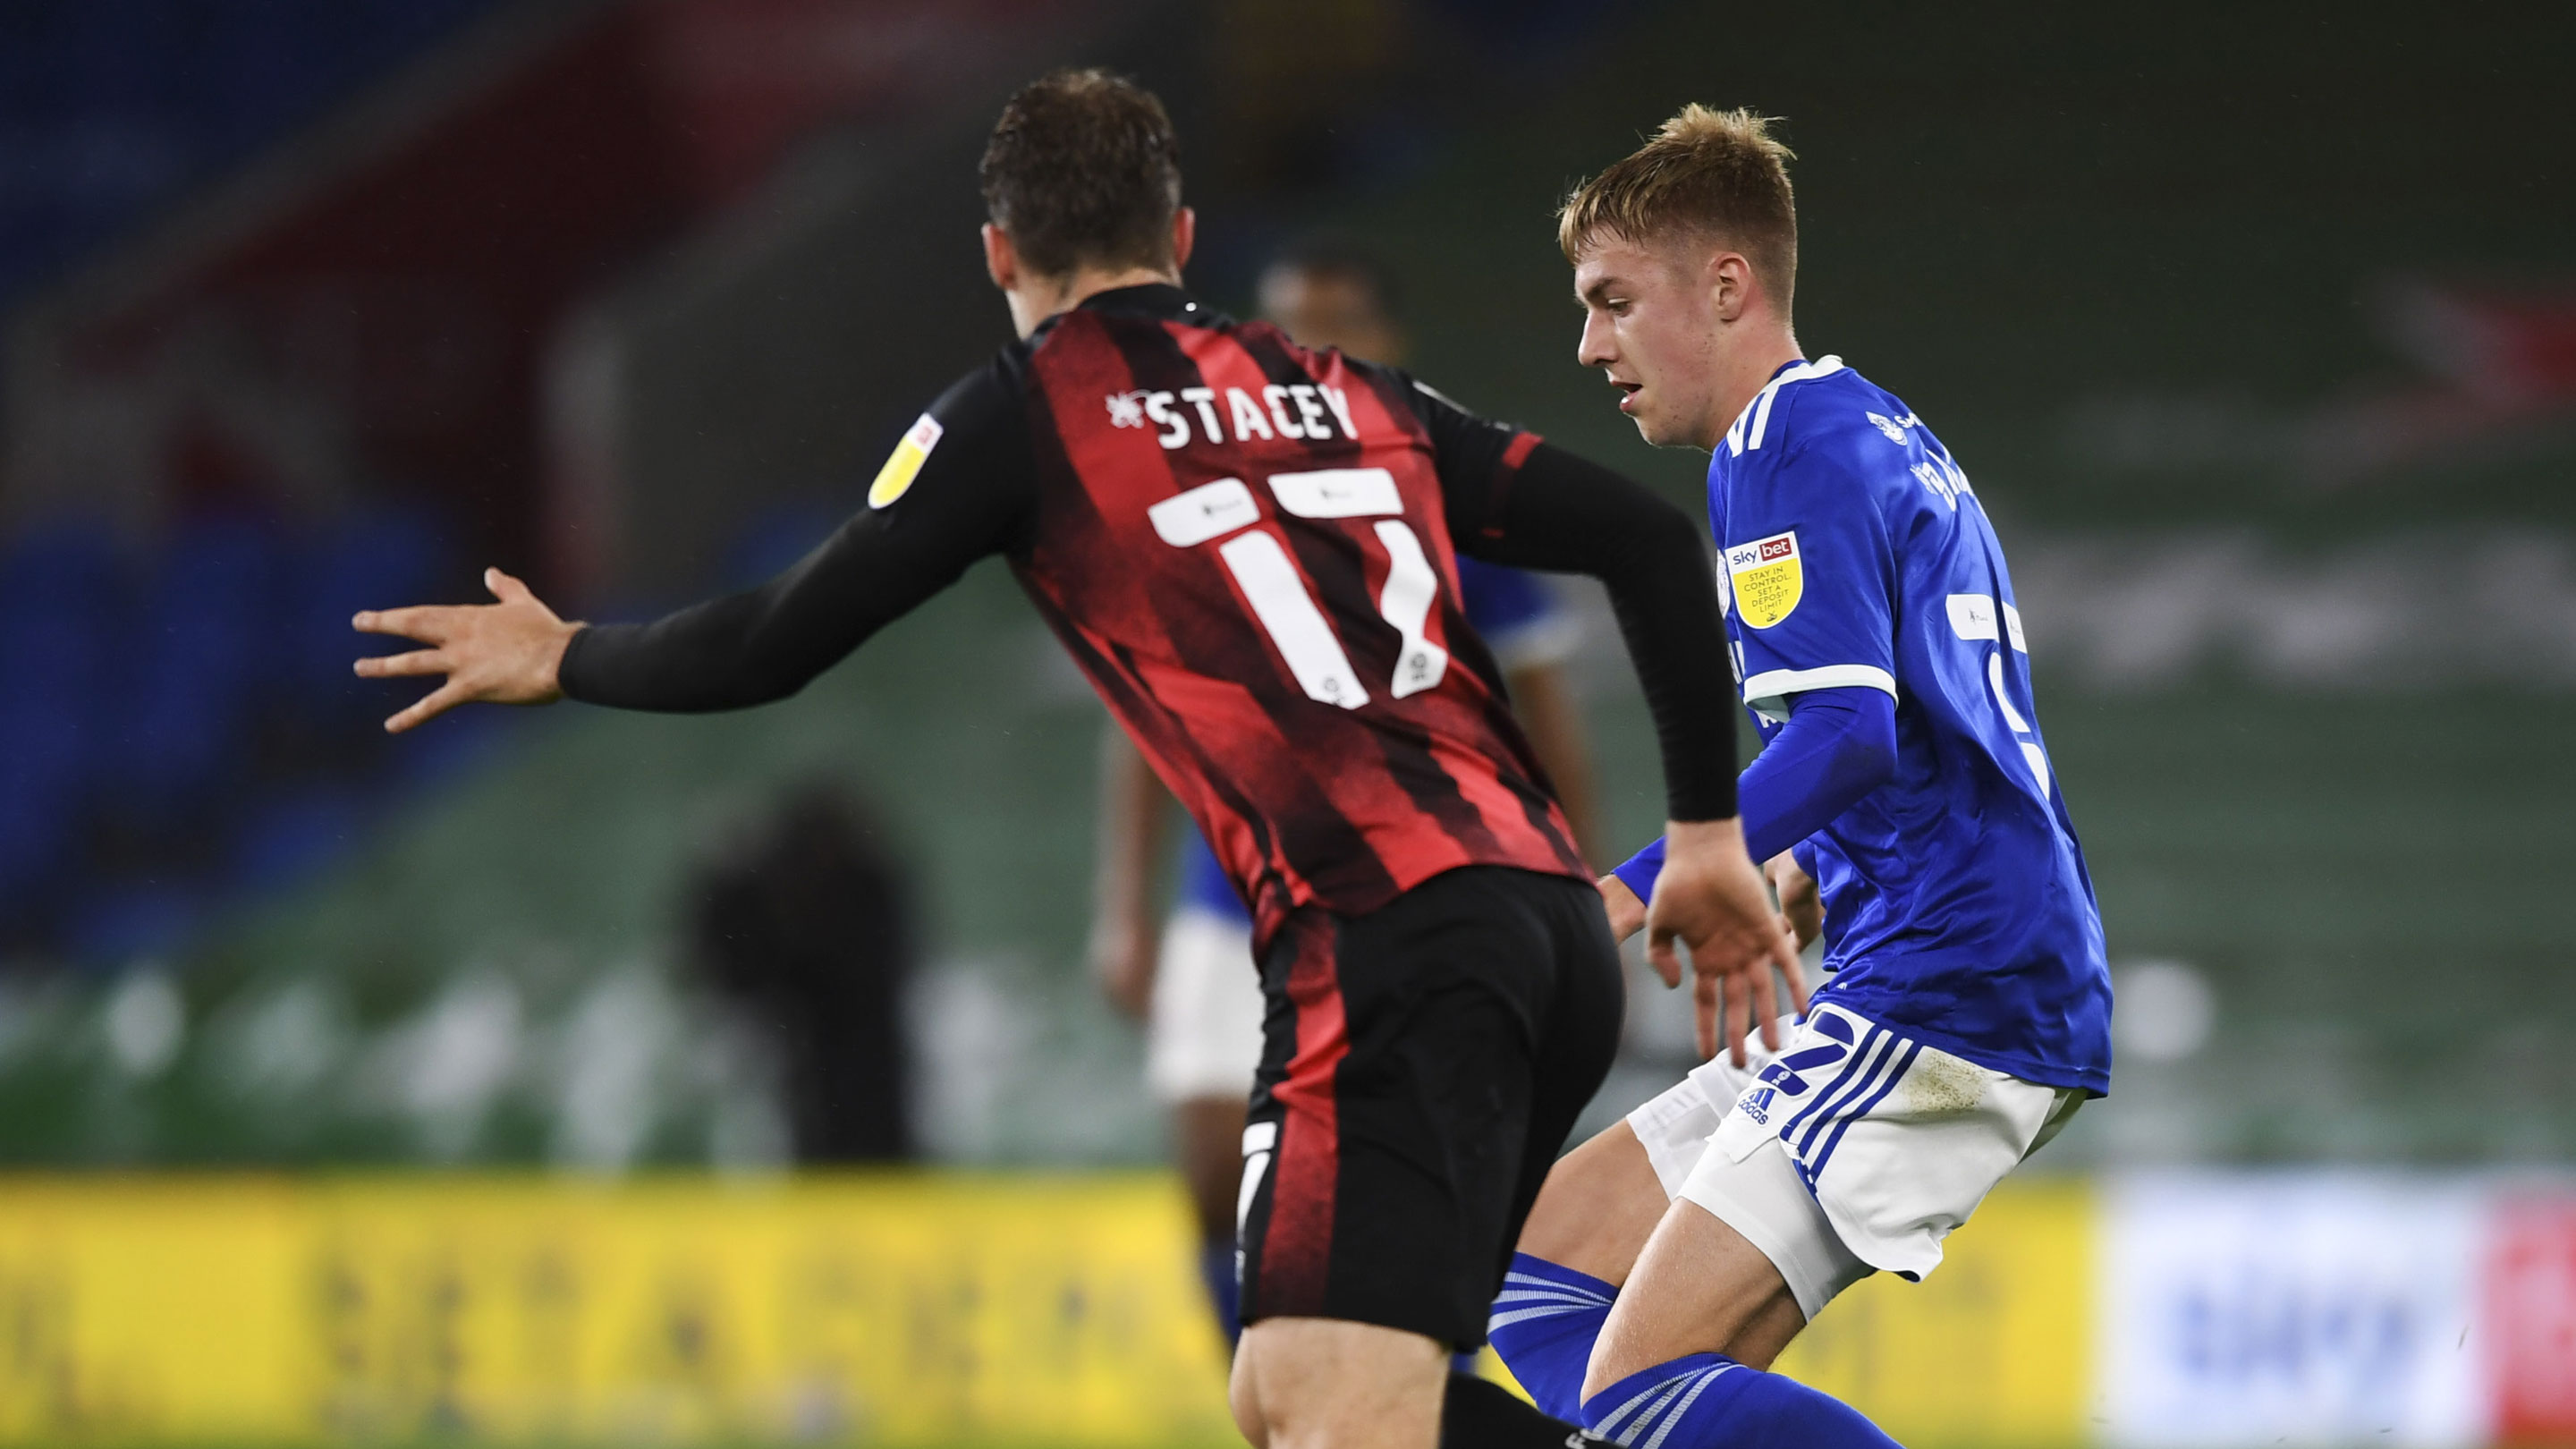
[1558,106,1798,314]
[979,69,1182,279]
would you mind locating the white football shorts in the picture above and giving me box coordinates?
[1624,1002,2081,1320]
[1144,906,1266,1104]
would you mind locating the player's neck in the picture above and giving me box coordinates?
[1693,322,1804,451]
[1007,265,1183,338]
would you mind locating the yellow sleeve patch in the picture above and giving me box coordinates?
[1725,530,1803,628]
[868,413,945,509]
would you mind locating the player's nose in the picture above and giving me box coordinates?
[1576,311,1616,369]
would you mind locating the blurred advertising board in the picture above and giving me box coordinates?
[2490,1196,2576,1445]
[0,1175,1239,1446]
[2098,1174,2490,1447]
[1775,1178,2095,1445]
[0,1172,2563,1446]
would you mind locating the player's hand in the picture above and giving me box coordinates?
[1646,818,1810,1067]
[1767,850,1824,950]
[353,568,580,733]
[1597,873,1646,943]
[1089,912,1157,1021]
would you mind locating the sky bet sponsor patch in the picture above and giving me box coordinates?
[867,413,944,509]
[1726,530,1803,628]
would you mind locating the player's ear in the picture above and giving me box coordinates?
[982,223,1018,292]
[1707,249,1751,324]
[1169,207,1196,275]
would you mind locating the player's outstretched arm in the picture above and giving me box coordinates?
[389,369,1035,722]
[353,568,579,733]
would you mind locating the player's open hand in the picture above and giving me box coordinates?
[1646,818,1810,1067]
[352,568,580,733]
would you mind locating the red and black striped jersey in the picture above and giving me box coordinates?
[1008,288,1585,943]
[561,284,1741,951]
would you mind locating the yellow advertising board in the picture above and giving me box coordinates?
[0,1173,2092,1446]
[1773,1177,2096,1446]
[0,1174,1239,1446]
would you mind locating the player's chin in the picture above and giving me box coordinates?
[1625,409,1677,447]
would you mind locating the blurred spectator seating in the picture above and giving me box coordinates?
[0,506,459,966]
[0,0,500,315]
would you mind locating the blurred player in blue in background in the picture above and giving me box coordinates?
[1483,108,2114,1447]
[1088,235,1605,1349]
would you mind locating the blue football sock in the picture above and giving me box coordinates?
[1580,1352,1900,1448]
[1198,1240,1241,1346]
[1485,1252,1618,1422]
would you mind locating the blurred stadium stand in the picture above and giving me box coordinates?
[0,0,506,319]
[0,0,1135,972]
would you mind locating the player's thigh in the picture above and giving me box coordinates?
[1230,1317,1448,1449]
[1516,1121,1670,1287]
[1586,1194,1808,1398]
[1518,1013,1802,1286]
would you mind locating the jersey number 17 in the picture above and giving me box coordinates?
[1150,467,1447,709]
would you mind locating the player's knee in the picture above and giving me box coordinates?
[1515,1122,1665,1280]
[1235,1318,1448,1449]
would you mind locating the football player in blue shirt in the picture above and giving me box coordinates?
[1481,107,2113,1449]
[1088,237,1606,1352]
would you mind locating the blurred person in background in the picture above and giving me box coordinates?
[352,69,1796,1449]
[686,781,915,1163]
[1087,233,1603,1354]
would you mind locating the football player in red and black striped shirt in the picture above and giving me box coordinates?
[355,69,1804,1449]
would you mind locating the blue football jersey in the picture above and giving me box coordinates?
[1174,563,1578,921]
[1718,358,2111,1095]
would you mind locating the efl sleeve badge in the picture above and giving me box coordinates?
[1724,530,1803,629]
[868,413,945,509]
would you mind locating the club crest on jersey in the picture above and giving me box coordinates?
[1725,530,1802,629]
[867,413,943,509]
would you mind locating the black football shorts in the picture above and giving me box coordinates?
[1235,865,1624,1350]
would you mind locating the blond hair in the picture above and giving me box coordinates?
[1558,106,1798,313]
